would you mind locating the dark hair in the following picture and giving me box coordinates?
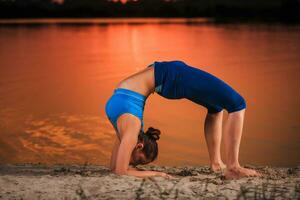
[138,127,161,163]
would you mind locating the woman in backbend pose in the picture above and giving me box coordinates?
[105,60,262,179]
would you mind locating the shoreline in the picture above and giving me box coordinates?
[0,164,299,199]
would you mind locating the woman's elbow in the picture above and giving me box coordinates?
[113,168,127,175]
[109,166,115,173]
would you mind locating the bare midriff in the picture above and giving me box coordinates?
[115,64,155,97]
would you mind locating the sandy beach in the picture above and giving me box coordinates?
[0,163,299,200]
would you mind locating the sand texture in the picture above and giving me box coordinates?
[0,163,299,200]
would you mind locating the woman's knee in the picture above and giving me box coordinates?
[206,109,224,120]
[227,95,247,114]
[239,96,247,109]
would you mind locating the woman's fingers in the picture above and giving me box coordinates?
[161,172,175,179]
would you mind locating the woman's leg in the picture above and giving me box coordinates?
[223,108,262,179]
[204,110,226,172]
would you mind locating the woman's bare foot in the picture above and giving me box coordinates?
[211,162,227,172]
[224,166,262,180]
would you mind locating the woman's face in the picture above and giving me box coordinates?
[129,144,148,166]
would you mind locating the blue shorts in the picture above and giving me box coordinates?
[150,60,246,114]
[105,88,146,137]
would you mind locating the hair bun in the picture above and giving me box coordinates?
[146,127,161,141]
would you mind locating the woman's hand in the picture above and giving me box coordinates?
[128,165,139,171]
[155,171,175,179]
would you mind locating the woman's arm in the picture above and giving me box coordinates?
[113,133,173,178]
[109,137,120,171]
[110,138,147,173]
[112,115,174,179]
[113,125,140,174]
[112,115,158,177]
[126,169,160,178]
[127,166,174,178]
[126,168,173,178]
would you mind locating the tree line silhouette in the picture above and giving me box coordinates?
[0,0,299,22]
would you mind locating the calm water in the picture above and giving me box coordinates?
[0,19,299,167]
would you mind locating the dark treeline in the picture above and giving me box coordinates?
[0,0,299,22]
